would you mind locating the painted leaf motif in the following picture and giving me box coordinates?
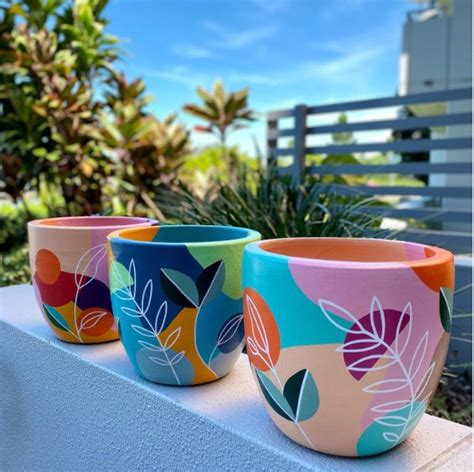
[243,288,281,372]
[217,313,244,353]
[160,268,199,308]
[372,400,412,414]
[43,304,70,332]
[110,260,133,293]
[394,302,412,357]
[374,416,408,427]
[439,287,453,333]
[131,324,156,338]
[408,331,428,380]
[121,306,142,318]
[363,379,408,394]
[283,369,319,422]
[164,327,181,349]
[140,279,153,316]
[79,310,107,331]
[138,340,163,352]
[153,301,168,334]
[255,370,293,421]
[342,308,408,381]
[197,260,225,306]
[150,356,170,366]
[319,299,365,334]
[383,432,399,443]
[169,351,185,365]
[415,362,436,398]
[74,244,107,290]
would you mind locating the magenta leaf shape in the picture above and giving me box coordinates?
[343,309,409,381]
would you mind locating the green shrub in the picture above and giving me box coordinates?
[163,165,383,239]
[0,244,30,287]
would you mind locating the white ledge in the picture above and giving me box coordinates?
[0,285,472,471]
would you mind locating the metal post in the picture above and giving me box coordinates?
[293,104,307,183]
[266,118,277,170]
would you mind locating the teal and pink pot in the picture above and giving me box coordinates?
[242,238,454,456]
[108,224,261,386]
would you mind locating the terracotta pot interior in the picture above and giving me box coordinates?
[259,239,436,263]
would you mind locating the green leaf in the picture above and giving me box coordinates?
[43,304,70,332]
[110,260,133,293]
[255,370,294,421]
[439,287,453,333]
[160,268,199,308]
[283,369,319,422]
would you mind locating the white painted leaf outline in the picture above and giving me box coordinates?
[372,400,412,414]
[169,351,185,365]
[318,299,365,334]
[394,302,413,357]
[164,327,181,350]
[141,279,153,316]
[150,356,170,366]
[415,362,436,398]
[318,296,437,448]
[217,314,244,347]
[363,379,409,394]
[374,416,408,427]
[114,257,183,384]
[78,310,107,331]
[74,243,108,290]
[369,296,386,341]
[408,331,429,380]
[138,340,163,352]
[121,306,142,318]
[383,432,399,443]
[246,294,275,372]
[336,339,380,353]
[154,301,168,334]
[246,337,259,356]
[131,324,155,337]
[347,354,398,373]
[247,294,270,353]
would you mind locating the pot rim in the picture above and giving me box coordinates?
[244,237,453,270]
[108,224,262,248]
[28,216,158,231]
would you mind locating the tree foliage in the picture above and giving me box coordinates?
[0,0,190,216]
[183,80,254,182]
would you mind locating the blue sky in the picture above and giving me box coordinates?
[106,0,416,154]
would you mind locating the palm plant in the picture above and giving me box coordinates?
[183,80,254,182]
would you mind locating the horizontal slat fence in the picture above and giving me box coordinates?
[266,88,472,253]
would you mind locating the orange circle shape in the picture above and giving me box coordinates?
[35,249,61,285]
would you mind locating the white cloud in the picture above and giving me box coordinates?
[227,71,283,86]
[298,48,382,79]
[171,43,213,59]
[201,20,276,49]
[133,65,215,90]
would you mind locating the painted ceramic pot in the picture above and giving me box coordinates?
[28,216,157,344]
[108,224,261,386]
[242,238,454,457]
